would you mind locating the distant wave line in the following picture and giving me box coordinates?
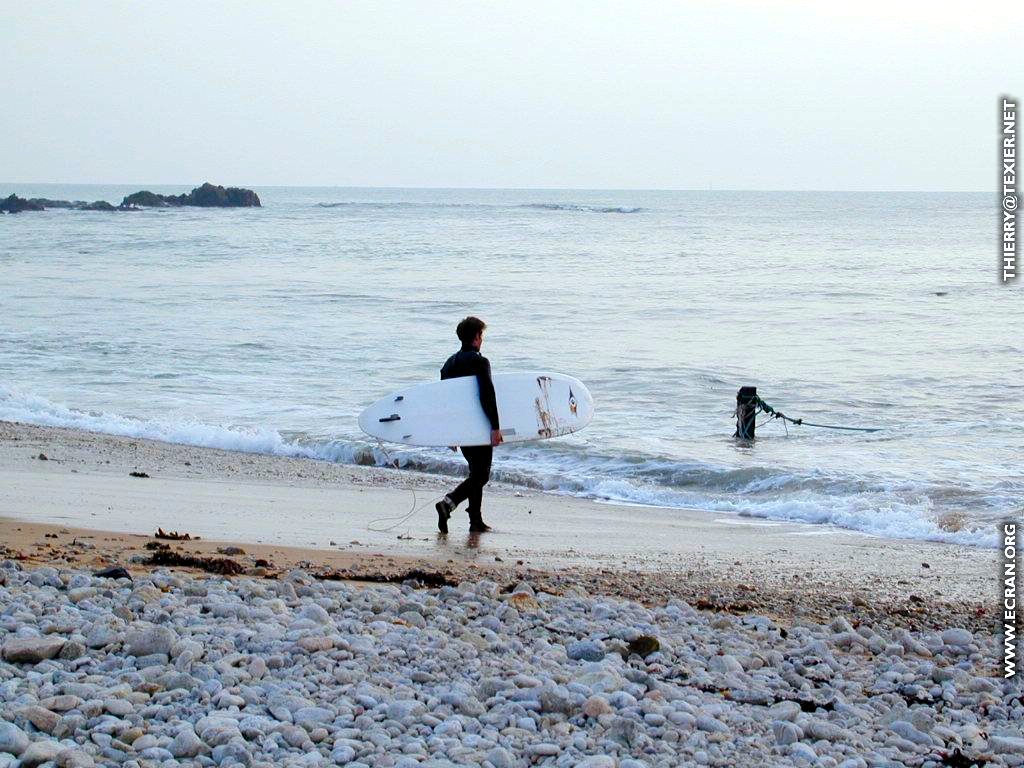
[315,201,645,214]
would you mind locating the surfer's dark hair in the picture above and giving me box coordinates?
[457,316,487,344]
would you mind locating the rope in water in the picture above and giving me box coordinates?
[740,395,882,434]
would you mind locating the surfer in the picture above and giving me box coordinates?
[435,316,502,534]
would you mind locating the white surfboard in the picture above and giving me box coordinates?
[359,372,594,447]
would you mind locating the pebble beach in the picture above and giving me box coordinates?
[0,561,1018,768]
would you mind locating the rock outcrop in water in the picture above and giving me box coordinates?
[2,194,129,213]
[1,183,260,213]
[27,198,121,211]
[121,183,261,208]
[1,194,45,213]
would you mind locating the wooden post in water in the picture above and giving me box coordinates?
[735,386,758,439]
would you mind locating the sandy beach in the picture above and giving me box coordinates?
[0,420,995,629]
[0,420,1016,768]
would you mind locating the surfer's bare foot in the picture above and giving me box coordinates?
[435,497,454,533]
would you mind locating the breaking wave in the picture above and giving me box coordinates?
[517,203,644,214]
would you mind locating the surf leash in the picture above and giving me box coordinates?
[362,439,443,536]
[750,395,882,433]
[366,486,444,535]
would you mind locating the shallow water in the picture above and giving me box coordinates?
[1,184,1019,546]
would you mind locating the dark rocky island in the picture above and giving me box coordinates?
[1,194,46,213]
[121,183,261,208]
[1,183,260,213]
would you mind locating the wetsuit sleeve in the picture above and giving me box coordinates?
[476,357,500,431]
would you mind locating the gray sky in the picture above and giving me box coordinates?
[1,1,1016,190]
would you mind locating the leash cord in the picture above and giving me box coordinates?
[363,440,445,535]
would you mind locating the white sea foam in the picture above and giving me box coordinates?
[0,385,320,459]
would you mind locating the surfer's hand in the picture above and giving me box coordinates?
[448,446,457,452]
[490,430,503,446]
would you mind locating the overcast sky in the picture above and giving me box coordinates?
[1,1,1016,190]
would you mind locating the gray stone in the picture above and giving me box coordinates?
[386,700,426,720]
[331,746,356,763]
[788,743,817,763]
[708,654,744,675]
[566,640,606,661]
[803,718,850,741]
[772,720,802,746]
[57,642,87,661]
[539,687,575,715]
[131,735,158,751]
[56,749,95,768]
[38,696,81,712]
[103,698,133,716]
[138,747,175,761]
[169,727,205,758]
[2,636,67,663]
[991,736,1024,754]
[296,604,331,625]
[890,720,933,746]
[20,740,63,768]
[941,628,973,647]
[527,743,560,757]
[292,706,334,729]
[85,624,120,649]
[487,747,516,768]
[456,696,486,717]
[280,725,307,748]
[696,715,729,733]
[124,625,175,657]
[0,722,29,756]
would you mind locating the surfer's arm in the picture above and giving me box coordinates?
[476,358,500,431]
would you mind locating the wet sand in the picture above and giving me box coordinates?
[0,420,996,630]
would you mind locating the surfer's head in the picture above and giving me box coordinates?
[457,316,487,350]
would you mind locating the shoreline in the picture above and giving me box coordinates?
[0,420,997,631]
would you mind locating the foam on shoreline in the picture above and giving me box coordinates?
[0,386,1001,548]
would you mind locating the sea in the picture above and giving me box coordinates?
[1,184,1020,547]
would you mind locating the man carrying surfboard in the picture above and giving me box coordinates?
[435,316,502,534]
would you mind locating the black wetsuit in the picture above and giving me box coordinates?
[440,346,499,516]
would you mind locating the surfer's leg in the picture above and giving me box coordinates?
[439,448,482,533]
[448,448,478,508]
[467,446,493,531]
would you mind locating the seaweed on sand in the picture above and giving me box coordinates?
[143,549,245,575]
[315,568,457,588]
